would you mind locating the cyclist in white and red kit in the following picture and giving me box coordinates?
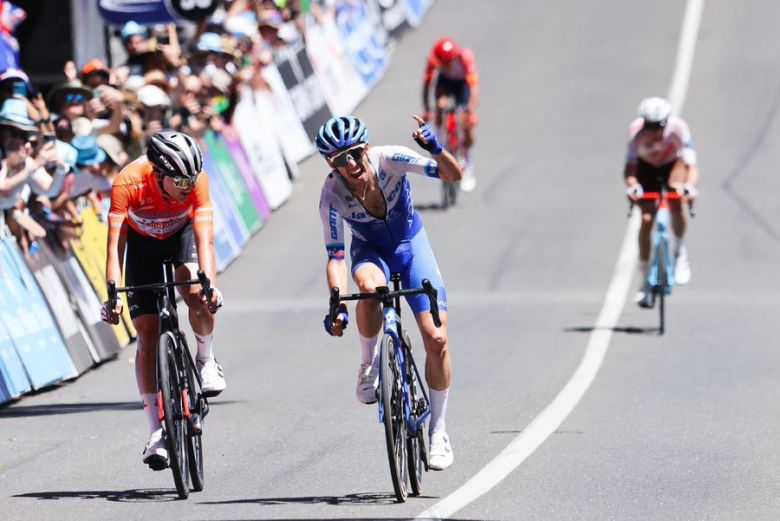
[624,97,699,307]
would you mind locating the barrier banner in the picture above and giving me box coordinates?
[200,151,243,270]
[0,314,30,403]
[274,42,333,140]
[25,241,98,375]
[262,61,316,164]
[47,241,122,362]
[333,1,390,88]
[304,11,368,115]
[97,0,175,25]
[69,211,132,347]
[401,0,433,26]
[369,0,413,37]
[0,237,76,388]
[232,85,293,209]
[221,125,272,220]
[203,131,262,234]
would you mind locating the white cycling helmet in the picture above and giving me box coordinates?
[638,97,672,127]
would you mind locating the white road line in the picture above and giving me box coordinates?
[415,2,705,519]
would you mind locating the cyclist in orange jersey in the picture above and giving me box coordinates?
[422,36,479,191]
[101,130,225,470]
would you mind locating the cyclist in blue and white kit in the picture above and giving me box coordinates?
[319,115,462,471]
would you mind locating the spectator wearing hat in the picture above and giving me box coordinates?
[135,84,171,141]
[46,79,91,123]
[81,59,111,89]
[69,133,114,218]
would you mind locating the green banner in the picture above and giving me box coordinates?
[203,131,262,234]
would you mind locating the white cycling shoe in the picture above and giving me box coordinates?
[675,249,691,285]
[635,287,655,309]
[142,428,168,470]
[460,167,477,192]
[356,361,379,404]
[198,357,226,397]
[429,431,454,470]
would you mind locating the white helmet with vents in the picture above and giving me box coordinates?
[638,97,672,127]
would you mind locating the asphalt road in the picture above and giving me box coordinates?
[3,1,780,520]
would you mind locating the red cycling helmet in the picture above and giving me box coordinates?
[433,37,458,63]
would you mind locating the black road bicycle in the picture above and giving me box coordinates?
[107,260,213,499]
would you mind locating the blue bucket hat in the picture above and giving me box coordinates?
[0,97,37,133]
[72,134,107,167]
[120,21,149,42]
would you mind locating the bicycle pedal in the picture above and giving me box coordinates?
[146,456,169,471]
[202,389,223,398]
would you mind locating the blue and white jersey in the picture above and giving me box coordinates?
[319,145,440,258]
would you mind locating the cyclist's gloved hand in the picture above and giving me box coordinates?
[412,114,442,154]
[324,304,349,336]
[201,286,224,313]
[682,183,698,200]
[626,184,644,201]
[100,300,122,325]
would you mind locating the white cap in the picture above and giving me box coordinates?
[136,84,171,107]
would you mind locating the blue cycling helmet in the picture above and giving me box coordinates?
[315,116,368,157]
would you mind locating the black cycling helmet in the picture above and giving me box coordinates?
[147,130,203,178]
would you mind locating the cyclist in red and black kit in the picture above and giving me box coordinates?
[422,36,479,191]
[101,130,226,469]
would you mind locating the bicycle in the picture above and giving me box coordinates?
[328,274,442,502]
[630,184,694,335]
[107,260,214,499]
[431,97,463,209]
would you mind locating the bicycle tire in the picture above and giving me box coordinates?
[158,331,190,499]
[179,339,204,492]
[441,181,451,209]
[403,331,426,496]
[380,334,408,502]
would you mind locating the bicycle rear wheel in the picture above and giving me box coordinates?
[158,331,190,499]
[179,338,204,492]
[403,332,427,496]
[380,334,408,502]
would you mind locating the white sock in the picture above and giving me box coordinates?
[359,333,379,365]
[429,388,449,435]
[141,393,161,434]
[638,260,649,277]
[195,333,214,362]
[675,237,686,257]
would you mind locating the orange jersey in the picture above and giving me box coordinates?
[108,157,213,239]
[423,47,478,87]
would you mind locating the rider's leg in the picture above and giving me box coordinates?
[352,263,387,404]
[176,263,214,357]
[133,314,161,433]
[668,161,692,283]
[435,94,449,137]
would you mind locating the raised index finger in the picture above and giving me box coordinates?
[412,114,426,127]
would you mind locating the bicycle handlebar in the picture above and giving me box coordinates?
[107,270,212,300]
[328,280,442,328]
[627,191,696,218]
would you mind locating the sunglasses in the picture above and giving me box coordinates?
[171,176,198,190]
[64,92,86,104]
[330,144,366,168]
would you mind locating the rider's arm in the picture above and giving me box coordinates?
[193,174,216,283]
[320,184,347,294]
[462,48,479,114]
[432,148,463,183]
[106,179,129,285]
[624,162,639,187]
[422,54,437,112]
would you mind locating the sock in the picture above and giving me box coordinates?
[429,388,449,435]
[142,393,161,434]
[359,333,379,365]
[195,332,213,362]
[675,237,686,257]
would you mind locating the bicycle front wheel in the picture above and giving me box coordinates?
[158,331,190,499]
[179,339,204,492]
[403,332,427,496]
[380,334,408,502]
[657,240,668,335]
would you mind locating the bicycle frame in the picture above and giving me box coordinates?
[646,191,676,295]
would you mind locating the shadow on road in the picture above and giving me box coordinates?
[415,202,448,212]
[13,488,177,503]
[563,325,660,335]
[0,399,243,417]
[201,492,405,506]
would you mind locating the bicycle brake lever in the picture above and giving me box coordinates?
[422,279,442,328]
[197,270,213,301]
[107,280,117,312]
[329,287,340,325]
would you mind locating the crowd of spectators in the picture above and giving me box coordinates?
[0,0,308,259]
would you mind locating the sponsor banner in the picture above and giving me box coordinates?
[69,210,132,347]
[203,131,262,234]
[0,309,30,402]
[232,85,292,210]
[401,0,433,26]
[274,42,333,141]
[221,125,272,220]
[200,151,243,269]
[304,11,368,115]
[333,0,390,88]
[0,237,76,389]
[97,0,175,25]
[25,241,97,375]
[46,239,121,363]
[369,0,413,37]
[261,60,316,164]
